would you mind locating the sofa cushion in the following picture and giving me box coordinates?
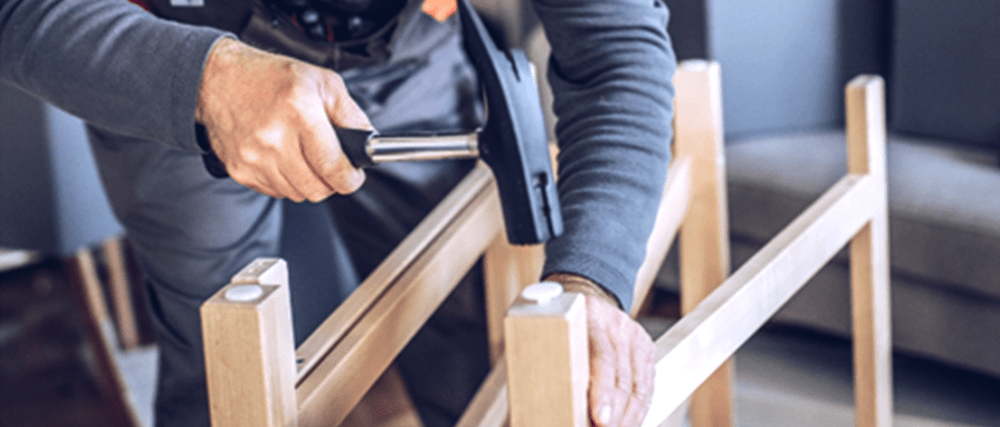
[726,130,1000,299]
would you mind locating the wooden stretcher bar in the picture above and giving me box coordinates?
[294,163,500,380]
[647,74,891,427]
[294,164,504,426]
[643,173,876,424]
[631,156,693,318]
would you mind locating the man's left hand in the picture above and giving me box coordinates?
[546,274,656,427]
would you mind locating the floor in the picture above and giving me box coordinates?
[1,258,998,427]
[0,259,114,427]
[639,313,1000,427]
[730,327,1000,427]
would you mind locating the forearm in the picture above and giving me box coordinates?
[534,0,676,310]
[0,0,227,152]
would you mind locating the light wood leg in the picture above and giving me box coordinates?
[484,237,544,365]
[102,237,140,350]
[846,76,893,427]
[505,288,589,427]
[675,60,733,427]
[70,249,143,427]
[631,157,693,318]
[201,259,298,427]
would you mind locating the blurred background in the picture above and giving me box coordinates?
[2,0,998,426]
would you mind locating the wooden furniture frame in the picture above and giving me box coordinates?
[504,74,893,427]
[199,59,734,427]
[69,236,158,427]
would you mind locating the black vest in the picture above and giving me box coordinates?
[147,0,419,71]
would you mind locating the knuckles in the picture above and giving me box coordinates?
[210,52,356,201]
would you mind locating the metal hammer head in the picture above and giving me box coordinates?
[457,0,563,245]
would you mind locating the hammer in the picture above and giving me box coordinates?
[202,0,562,245]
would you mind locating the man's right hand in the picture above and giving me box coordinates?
[195,38,371,202]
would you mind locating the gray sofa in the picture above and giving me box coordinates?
[657,0,1000,377]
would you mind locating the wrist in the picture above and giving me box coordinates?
[543,272,622,309]
[196,37,241,125]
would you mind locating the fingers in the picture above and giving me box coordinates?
[588,306,618,426]
[278,70,368,198]
[586,295,656,427]
[299,113,365,197]
[197,41,369,200]
[221,125,319,203]
[277,155,329,202]
[313,70,369,194]
[620,326,655,427]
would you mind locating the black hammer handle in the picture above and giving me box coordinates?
[336,127,380,168]
[200,126,477,178]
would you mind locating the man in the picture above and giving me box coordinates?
[0,0,674,425]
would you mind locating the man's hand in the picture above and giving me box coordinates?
[195,38,371,202]
[546,274,656,427]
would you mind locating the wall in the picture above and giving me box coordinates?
[1,83,57,251]
[0,83,122,255]
[663,0,710,61]
[708,0,842,137]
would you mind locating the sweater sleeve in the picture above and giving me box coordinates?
[0,0,228,152]
[534,0,676,310]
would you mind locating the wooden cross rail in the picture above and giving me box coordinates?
[503,75,892,427]
[294,164,503,426]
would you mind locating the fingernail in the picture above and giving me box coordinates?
[599,404,611,425]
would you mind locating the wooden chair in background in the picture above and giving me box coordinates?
[198,58,728,427]
[505,75,893,427]
[68,236,158,427]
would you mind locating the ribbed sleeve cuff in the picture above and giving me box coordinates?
[543,246,636,311]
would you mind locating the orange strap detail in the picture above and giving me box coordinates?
[422,0,457,22]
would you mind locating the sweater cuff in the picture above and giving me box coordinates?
[542,248,635,311]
